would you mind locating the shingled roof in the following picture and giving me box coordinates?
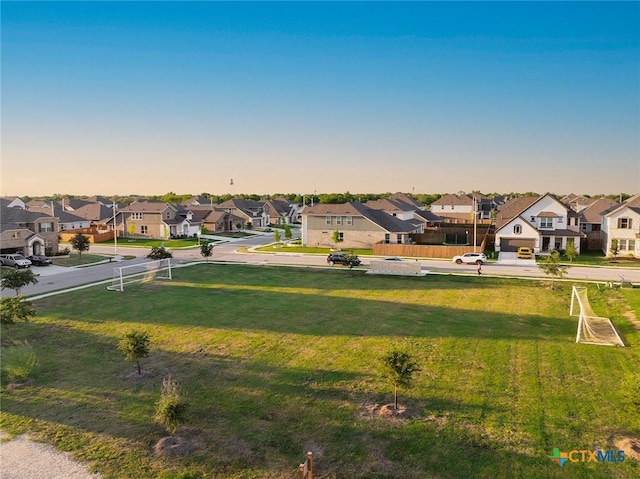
[303,202,418,233]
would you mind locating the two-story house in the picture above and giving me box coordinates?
[601,194,640,258]
[217,198,269,228]
[494,193,583,254]
[301,202,420,249]
[115,201,202,238]
[0,199,60,256]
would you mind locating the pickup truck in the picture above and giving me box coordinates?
[0,254,32,269]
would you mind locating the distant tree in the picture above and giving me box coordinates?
[147,246,173,260]
[381,350,421,410]
[284,224,293,241]
[118,329,150,375]
[200,242,213,263]
[235,222,243,230]
[1,269,38,295]
[565,241,578,262]
[0,296,36,326]
[609,239,620,258]
[274,229,281,244]
[537,251,568,289]
[70,232,91,258]
[155,375,189,444]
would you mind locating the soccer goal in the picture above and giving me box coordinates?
[106,259,172,292]
[570,286,624,346]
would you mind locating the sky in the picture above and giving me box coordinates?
[1,1,639,197]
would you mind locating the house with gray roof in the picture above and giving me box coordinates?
[217,198,269,228]
[494,193,583,254]
[0,204,60,256]
[115,200,202,238]
[301,202,421,249]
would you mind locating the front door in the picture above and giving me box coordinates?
[542,237,550,251]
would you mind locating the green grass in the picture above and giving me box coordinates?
[255,244,374,255]
[93,238,202,248]
[51,253,111,267]
[1,266,639,478]
[537,251,640,268]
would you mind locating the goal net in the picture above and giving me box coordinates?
[106,259,172,292]
[570,286,624,347]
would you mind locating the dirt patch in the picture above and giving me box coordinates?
[622,310,640,330]
[360,403,421,423]
[614,436,640,461]
[153,436,190,456]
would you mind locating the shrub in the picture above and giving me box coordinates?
[2,340,38,383]
[155,375,189,442]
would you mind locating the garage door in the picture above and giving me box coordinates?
[500,238,535,252]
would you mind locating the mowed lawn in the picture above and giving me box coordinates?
[1,265,639,479]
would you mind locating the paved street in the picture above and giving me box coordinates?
[11,234,640,299]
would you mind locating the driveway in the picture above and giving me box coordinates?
[496,252,536,266]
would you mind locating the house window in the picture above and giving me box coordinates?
[566,238,575,245]
[165,212,171,219]
[384,233,390,243]
[514,224,522,234]
[540,218,553,229]
[141,225,148,234]
[325,216,332,225]
[39,222,54,233]
[618,239,635,251]
[131,212,143,220]
[337,232,344,242]
[397,234,402,244]
[336,216,342,225]
[346,216,353,225]
[581,224,587,230]
[530,216,535,222]
[11,232,19,239]
[618,217,632,229]
[558,217,564,224]
[630,240,636,251]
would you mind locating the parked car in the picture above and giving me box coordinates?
[28,255,53,266]
[517,247,534,259]
[327,253,361,266]
[452,252,487,265]
[0,253,32,269]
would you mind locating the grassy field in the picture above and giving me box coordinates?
[1,265,639,478]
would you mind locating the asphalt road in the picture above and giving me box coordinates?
[11,235,640,299]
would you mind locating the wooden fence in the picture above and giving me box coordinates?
[374,234,488,259]
[299,452,313,479]
[59,228,116,244]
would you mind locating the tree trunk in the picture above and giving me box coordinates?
[394,386,398,410]
[137,359,141,375]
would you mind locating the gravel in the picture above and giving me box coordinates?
[0,432,101,479]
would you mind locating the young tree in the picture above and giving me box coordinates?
[609,239,620,258]
[284,224,293,241]
[274,229,282,244]
[155,375,189,444]
[147,246,173,260]
[332,230,341,246]
[565,241,578,262]
[343,253,360,272]
[381,350,421,410]
[1,296,36,326]
[1,269,38,295]
[118,329,150,375]
[537,251,568,289]
[70,232,91,258]
[200,243,213,263]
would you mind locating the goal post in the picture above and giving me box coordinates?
[571,286,624,347]
[106,259,172,292]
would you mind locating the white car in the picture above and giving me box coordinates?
[452,252,487,265]
[0,253,32,269]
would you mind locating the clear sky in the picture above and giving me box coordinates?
[2,1,639,197]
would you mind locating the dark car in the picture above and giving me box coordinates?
[327,253,361,266]
[28,255,53,266]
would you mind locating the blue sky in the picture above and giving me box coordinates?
[2,1,638,196]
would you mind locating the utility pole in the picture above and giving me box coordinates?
[473,195,477,253]
[112,200,118,257]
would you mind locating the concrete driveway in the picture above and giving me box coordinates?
[496,252,536,266]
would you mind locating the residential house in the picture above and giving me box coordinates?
[601,194,640,258]
[494,193,583,254]
[73,202,118,231]
[0,202,60,255]
[217,198,269,228]
[579,198,617,233]
[115,201,202,238]
[430,193,494,223]
[301,202,420,249]
[262,198,299,225]
[182,196,215,208]
[1,196,27,209]
[560,194,594,213]
[364,197,425,233]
